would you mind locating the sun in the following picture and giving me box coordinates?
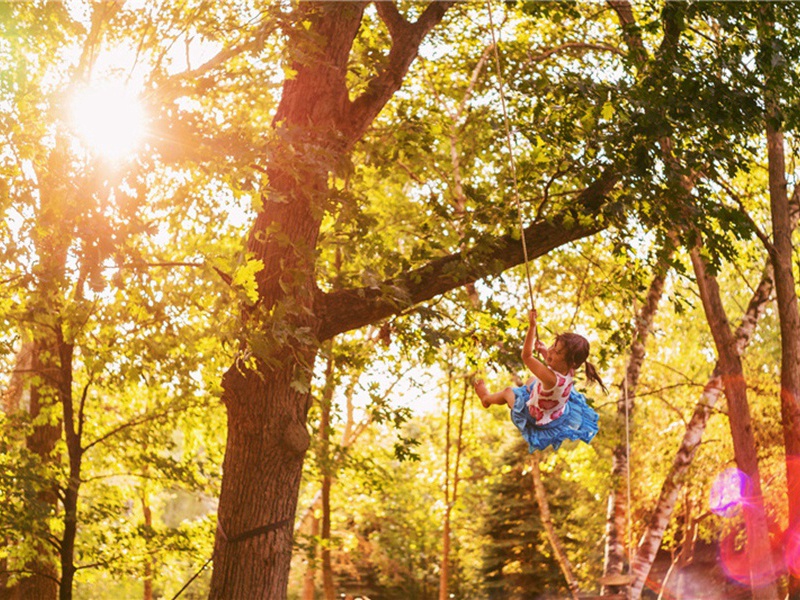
[67,81,147,161]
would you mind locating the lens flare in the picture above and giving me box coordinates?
[786,526,800,578]
[718,529,783,588]
[709,468,750,518]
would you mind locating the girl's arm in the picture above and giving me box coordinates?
[521,310,557,389]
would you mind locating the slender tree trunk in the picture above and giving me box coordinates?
[57,336,80,600]
[319,351,336,600]
[439,368,453,600]
[757,8,800,595]
[603,265,669,594]
[141,488,154,600]
[302,516,320,600]
[530,453,580,599]
[759,14,800,593]
[439,368,467,600]
[765,119,800,600]
[630,205,794,598]
[691,247,779,600]
[629,374,722,599]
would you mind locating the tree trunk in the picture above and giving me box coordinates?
[438,368,453,600]
[57,336,80,600]
[765,118,800,600]
[630,205,793,598]
[0,342,60,600]
[758,8,800,595]
[208,4,454,597]
[3,342,62,600]
[603,265,669,594]
[629,374,723,599]
[690,247,779,600]
[761,35,800,600]
[319,352,336,600]
[530,453,580,599]
[142,489,154,600]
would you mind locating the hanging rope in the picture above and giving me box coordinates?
[485,1,536,328]
[624,373,633,588]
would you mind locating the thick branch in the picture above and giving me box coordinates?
[345,1,456,142]
[374,1,408,40]
[317,168,619,340]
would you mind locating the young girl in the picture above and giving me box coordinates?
[474,309,606,452]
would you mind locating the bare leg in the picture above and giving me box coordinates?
[474,379,515,409]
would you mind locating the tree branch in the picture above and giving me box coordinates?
[526,42,626,66]
[0,569,61,587]
[154,11,279,104]
[82,401,199,455]
[708,174,776,255]
[374,1,408,40]
[345,1,456,142]
[316,166,619,340]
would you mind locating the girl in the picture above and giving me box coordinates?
[474,309,606,452]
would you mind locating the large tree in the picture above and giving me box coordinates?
[203,2,632,596]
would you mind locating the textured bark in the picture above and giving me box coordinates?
[209,4,455,598]
[765,118,800,600]
[759,10,800,595]
[602,265,669,594]
[2,330,62,598]
[629,374,722,599]
[690,248,779,600]
[530,453,580,599]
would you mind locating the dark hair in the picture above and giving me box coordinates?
[556,333,607,393]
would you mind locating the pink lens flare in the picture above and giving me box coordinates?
[785,456,800,577]
[718,531,783,588]
[709,468,751,518]
[786,524,800,578]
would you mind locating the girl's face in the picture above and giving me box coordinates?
[546,339,567,367]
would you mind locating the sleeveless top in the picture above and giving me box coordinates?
[526,370,574,425]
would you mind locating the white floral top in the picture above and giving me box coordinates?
[526,370,574,425]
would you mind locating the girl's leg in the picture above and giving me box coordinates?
[474,379,515,409]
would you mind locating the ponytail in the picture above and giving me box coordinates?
[585,360,607,394]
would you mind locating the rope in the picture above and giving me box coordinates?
[170,516,294,600]
[486,1,536,324]
[170,555,213,600]
[623,373,633,597]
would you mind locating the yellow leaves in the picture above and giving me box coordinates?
[282,64,298,80]
[531,135,550,165]
[231,258,264,304]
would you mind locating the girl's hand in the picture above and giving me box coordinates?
[528,309,538,327]
[535,339,548,360]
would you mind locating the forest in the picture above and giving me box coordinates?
[1,1,800,599]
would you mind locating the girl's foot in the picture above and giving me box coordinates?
[473,379,490,408]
